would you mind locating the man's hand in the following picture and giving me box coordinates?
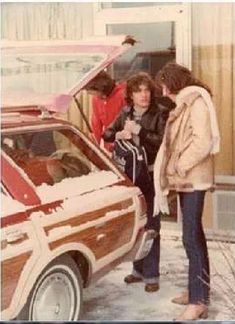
[115,130,132,140]
[124,120,141,135]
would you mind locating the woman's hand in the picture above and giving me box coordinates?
[115,130,132,140]
[124,120,141,134]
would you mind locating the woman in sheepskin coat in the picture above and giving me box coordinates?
[154,62,220,321]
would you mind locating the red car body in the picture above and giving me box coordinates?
[1,36,149,321]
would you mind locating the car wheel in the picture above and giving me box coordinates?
[17,255,83,321]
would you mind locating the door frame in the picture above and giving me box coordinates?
[93,3,192,69]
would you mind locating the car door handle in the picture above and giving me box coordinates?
[96,233,106,241]
[6,230,25,244]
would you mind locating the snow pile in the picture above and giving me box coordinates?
[1,192,26,217]
[37,170,120,203]
[83,234,235,321]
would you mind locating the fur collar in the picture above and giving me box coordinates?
[175,85,220,154]
[176,85,213,107]
[176,86,206,107]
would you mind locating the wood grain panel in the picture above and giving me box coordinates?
[44,198,133,235]
[49,212,135,259]
[1,251,32,311]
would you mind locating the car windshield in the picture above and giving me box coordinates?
[2,127,116,188]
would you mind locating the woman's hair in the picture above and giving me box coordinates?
[85,71,115,96]
[155,61,212,96]
[125,72,156,106]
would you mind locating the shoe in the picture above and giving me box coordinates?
[171,291,189,305]
[145,283,159,293]
[175,304,208,320]
[124,274,142,284]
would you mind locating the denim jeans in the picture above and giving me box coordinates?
[132,173,160,284]
[179,191,210,305]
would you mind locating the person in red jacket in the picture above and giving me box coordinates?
[85,71,126,151]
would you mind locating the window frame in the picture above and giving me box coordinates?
[2,124,125,188]
[93,3,192,69]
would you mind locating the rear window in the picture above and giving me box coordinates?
[2,127,112,187]
[1,51,106,97]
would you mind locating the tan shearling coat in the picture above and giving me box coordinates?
[160,87,215,192]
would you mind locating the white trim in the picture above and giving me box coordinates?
[177,194,182,223]
[212,191,219,230]
[93,3,192,68]
[215,175,235,185]
[212,190,235,232]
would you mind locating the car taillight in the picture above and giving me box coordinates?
[138,193,147,218]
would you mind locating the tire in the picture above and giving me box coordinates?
[17,254,83,321]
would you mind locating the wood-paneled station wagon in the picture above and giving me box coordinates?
[1,36,153,320]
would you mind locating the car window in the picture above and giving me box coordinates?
[2,128,111,187]
[126,55,150,77]
[2,51,106,97]
[1,183,8,196]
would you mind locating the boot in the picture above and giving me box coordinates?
[145,283,159,293]
[171,291,188,305]
[124,274,142,284]
[175,304,208,321]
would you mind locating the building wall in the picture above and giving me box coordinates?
[192,3,235,176]
[1,2,94,132]
[1,2,235,232]
[2,2,234,175]
[1,2,93,40]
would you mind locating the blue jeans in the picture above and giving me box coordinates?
[132,174,160,284]
[179,191,210,305]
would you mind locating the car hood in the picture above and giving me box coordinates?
[1,35,135,112]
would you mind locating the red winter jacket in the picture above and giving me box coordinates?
[91,82,126,151]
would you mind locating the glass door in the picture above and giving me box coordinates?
[93,3,192,223]
[106,21,176,81]
[93,3,191,70]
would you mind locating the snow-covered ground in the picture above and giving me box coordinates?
[82,229,235,321]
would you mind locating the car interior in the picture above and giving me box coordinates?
[2,130,97,186]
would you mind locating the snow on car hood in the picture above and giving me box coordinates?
[1,35,135,111]
[36,170,121,204]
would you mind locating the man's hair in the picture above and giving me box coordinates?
[125,72,156,106]
[155,61,212,96]
[84,71,115,96]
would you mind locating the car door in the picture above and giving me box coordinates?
[1,186,42,320]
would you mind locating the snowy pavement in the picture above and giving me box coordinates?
[82,229,235,321]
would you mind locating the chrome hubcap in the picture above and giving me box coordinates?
[31,270,77,320]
